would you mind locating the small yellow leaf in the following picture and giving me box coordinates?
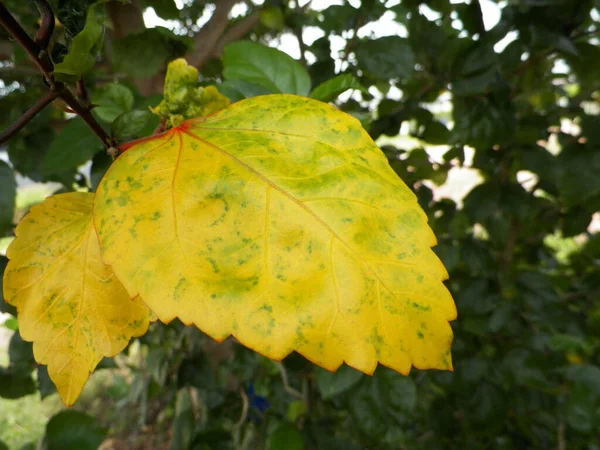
[94,94,456,375]
[3,192,152,406]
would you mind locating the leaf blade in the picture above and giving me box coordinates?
[3,192,152,406]
[223,42,311,96]
[94,94,455,376]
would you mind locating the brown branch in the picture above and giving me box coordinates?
[0,2,114,150]
[472,0,486,38]
[76,79,90,107]
[59,86,113,149]
[33,0,55,50]
[211,11,260,58]
[0,3,52,74]
[293,25,307,66]
[188,0,239,68]
[0,90,59,144]
[502,219,520,275]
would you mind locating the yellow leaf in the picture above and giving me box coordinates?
[94,94,456,375]
[2,192,152,406]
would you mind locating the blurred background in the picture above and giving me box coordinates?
[1,0,599,448]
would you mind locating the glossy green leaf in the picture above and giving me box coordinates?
[111,110,156,141]
[45,410,107,450]
[53,2,106,82]
[92,83,134,123]
[223,41,311,96]
[0,161,16,235]
[42,118,102,174]
[309,74,364,103]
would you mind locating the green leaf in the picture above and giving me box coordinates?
[0,161,16,235]
[260,7,285,30]
[92,83,134,123]
[169,389,196,450]
[0,440,7,450]
[4,318,18,330]
[309,74,364,103]
[355,37,415,79]
[558,152,600,207]
[53,2,106,82]
[37,365,58,399]
[45,410,107,450]
[7,128,56,182]
[567,43,600,85]
[286,400,306,422]
[111,110,156,141]
[0,367,36,399]
[268,423,304,450]
[112,27,192,78]
[566,385,597,434]
[218,79,273,102]
[90,151,113,192]
[223,41,311,95]
[42,118,102,174]
[315,365,363,399]
[562,364,600,395]
[9,330,34,375]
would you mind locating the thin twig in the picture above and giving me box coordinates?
[76,79,90,107]
[33,0,55,50]
[293,26,307,66]
[277,362,304,399]
[472,0,486,39]
[0,3,52,75]
[0,90,59,144]
[232,388,249,450]
[0,2,114,150]
[60,86,114,148]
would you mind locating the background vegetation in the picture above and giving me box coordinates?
[1,0,599,449]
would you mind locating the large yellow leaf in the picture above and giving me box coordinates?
[3,192,152,406]
[94,94,456,375]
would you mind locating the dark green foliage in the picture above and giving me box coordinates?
[45,411,107,450]
[112,27,193,78]
[1,0,599,449]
